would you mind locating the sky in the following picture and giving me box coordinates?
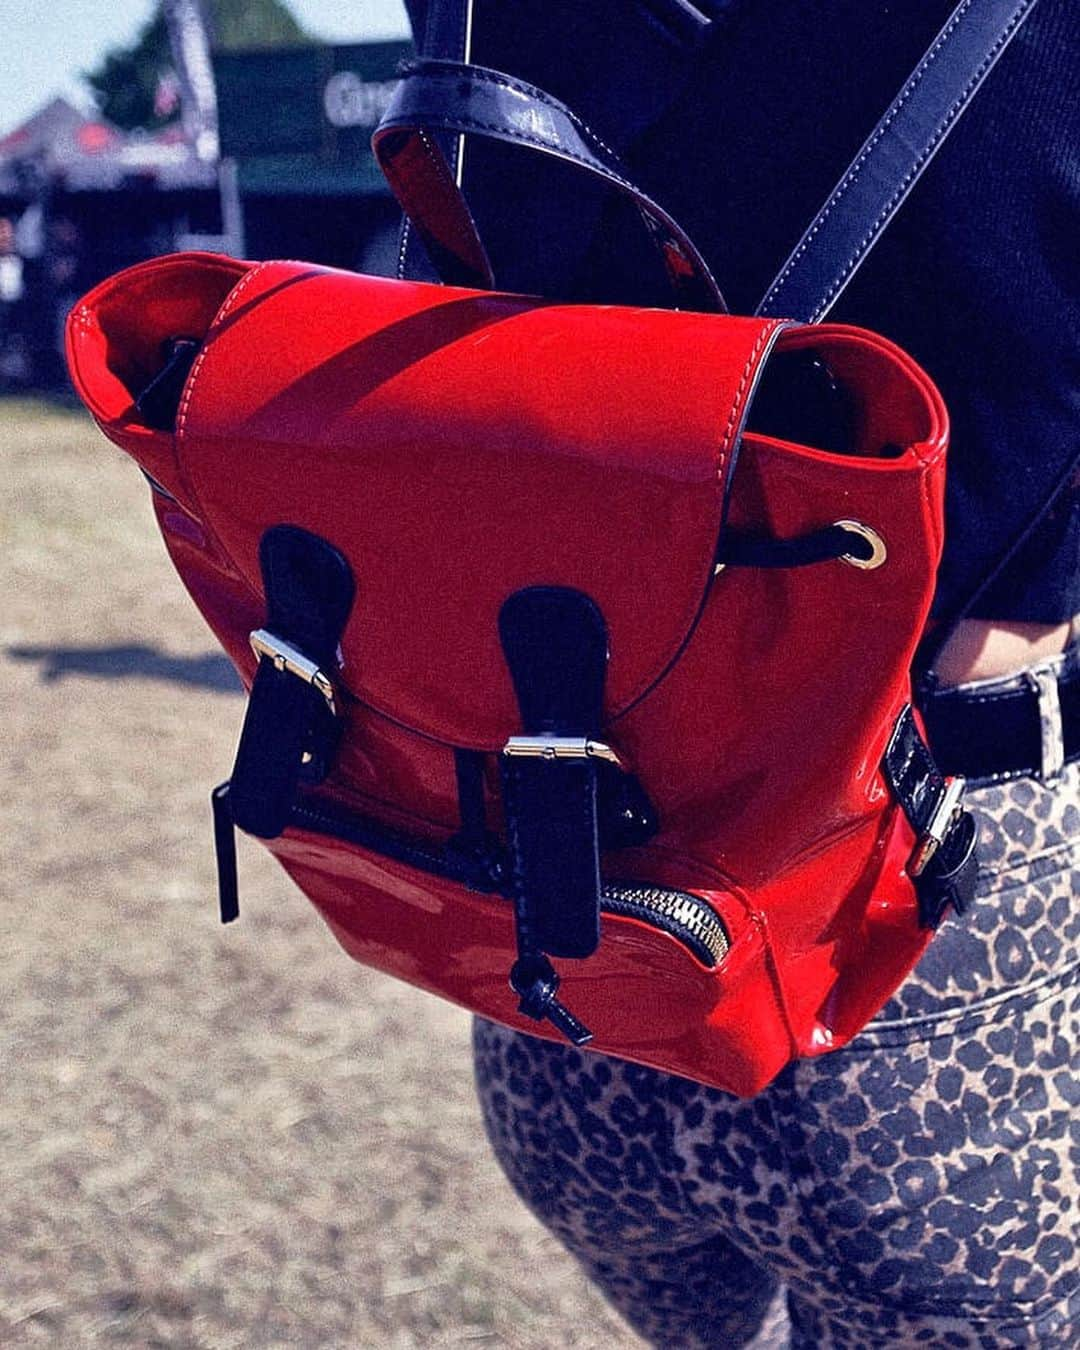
[0,1,412,136]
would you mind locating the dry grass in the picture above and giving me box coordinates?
[0,398,640,1349]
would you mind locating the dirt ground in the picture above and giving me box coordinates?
[0,398,642,1348]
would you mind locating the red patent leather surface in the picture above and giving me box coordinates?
[67,253,949,1094]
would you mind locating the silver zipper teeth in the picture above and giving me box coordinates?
[601,883,730,966]
[292,802,729,966]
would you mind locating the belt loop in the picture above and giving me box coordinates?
[1025,662,1065,782]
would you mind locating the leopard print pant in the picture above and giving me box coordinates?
[473,758,1080,1347]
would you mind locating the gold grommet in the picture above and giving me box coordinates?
[834,519,887,570]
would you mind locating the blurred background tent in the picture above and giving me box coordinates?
[0,0,409,391]
[85,0,314,135]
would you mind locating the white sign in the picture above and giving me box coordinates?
[323,73,398,130]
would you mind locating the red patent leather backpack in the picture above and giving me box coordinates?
[65,0,1033,1094]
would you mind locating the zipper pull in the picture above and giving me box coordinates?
[510,955,593,1047]
[211,782,240,923]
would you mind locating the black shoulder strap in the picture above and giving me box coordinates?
[757,0,1040,322]
[383,0,1039,323]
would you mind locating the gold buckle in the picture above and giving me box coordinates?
[909,775,966,876]
[502,735,624,768]
[248,628,338,716]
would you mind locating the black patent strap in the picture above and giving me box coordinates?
[397,0,474,282]
[499,587,607,963]
[374,59,727,312]
[883,706,979,929]
[420,0,473,61]
[758,0,1040,322]
[228,526,354,840]
[211,782,240,923]
[496,587,612,1046]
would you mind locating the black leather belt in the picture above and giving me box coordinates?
[919,649,1080,784]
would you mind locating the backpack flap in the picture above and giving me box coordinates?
[69,254,784,754]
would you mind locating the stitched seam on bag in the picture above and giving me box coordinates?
[455,0,466,62]
[412,107,643,202]
[416,128,486,262]
[171,260,283,610]
[761,0,1030,318]
[417,61,622,163]
[922,457,945,581]
[451,64,718,305]
[397,217,413,279]
[504,763,533,955]
[396,107,714,305]
[402,64,722,305]
[392,18,466,282]
[761,0,977,311]
[458,116,637,207]
[463,69,619,161]
[176,259,276,446]
[719,322,778,471]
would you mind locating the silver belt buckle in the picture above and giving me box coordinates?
[909,775,966,877]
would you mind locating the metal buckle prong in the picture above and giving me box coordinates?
[909,774,966,877]
[502,735,624,768]
[249,628,338,716]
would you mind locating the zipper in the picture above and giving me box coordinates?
[288,797,729,969]
[600,883,729,967]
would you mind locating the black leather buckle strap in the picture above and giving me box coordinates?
[884,706,979,929]
[211,526,355,922]
[498,587,615,1045]
[919,652,1080,785]
[228,526,355,839]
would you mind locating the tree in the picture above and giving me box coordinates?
[210,0,312,50]
[85,0,313,131]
